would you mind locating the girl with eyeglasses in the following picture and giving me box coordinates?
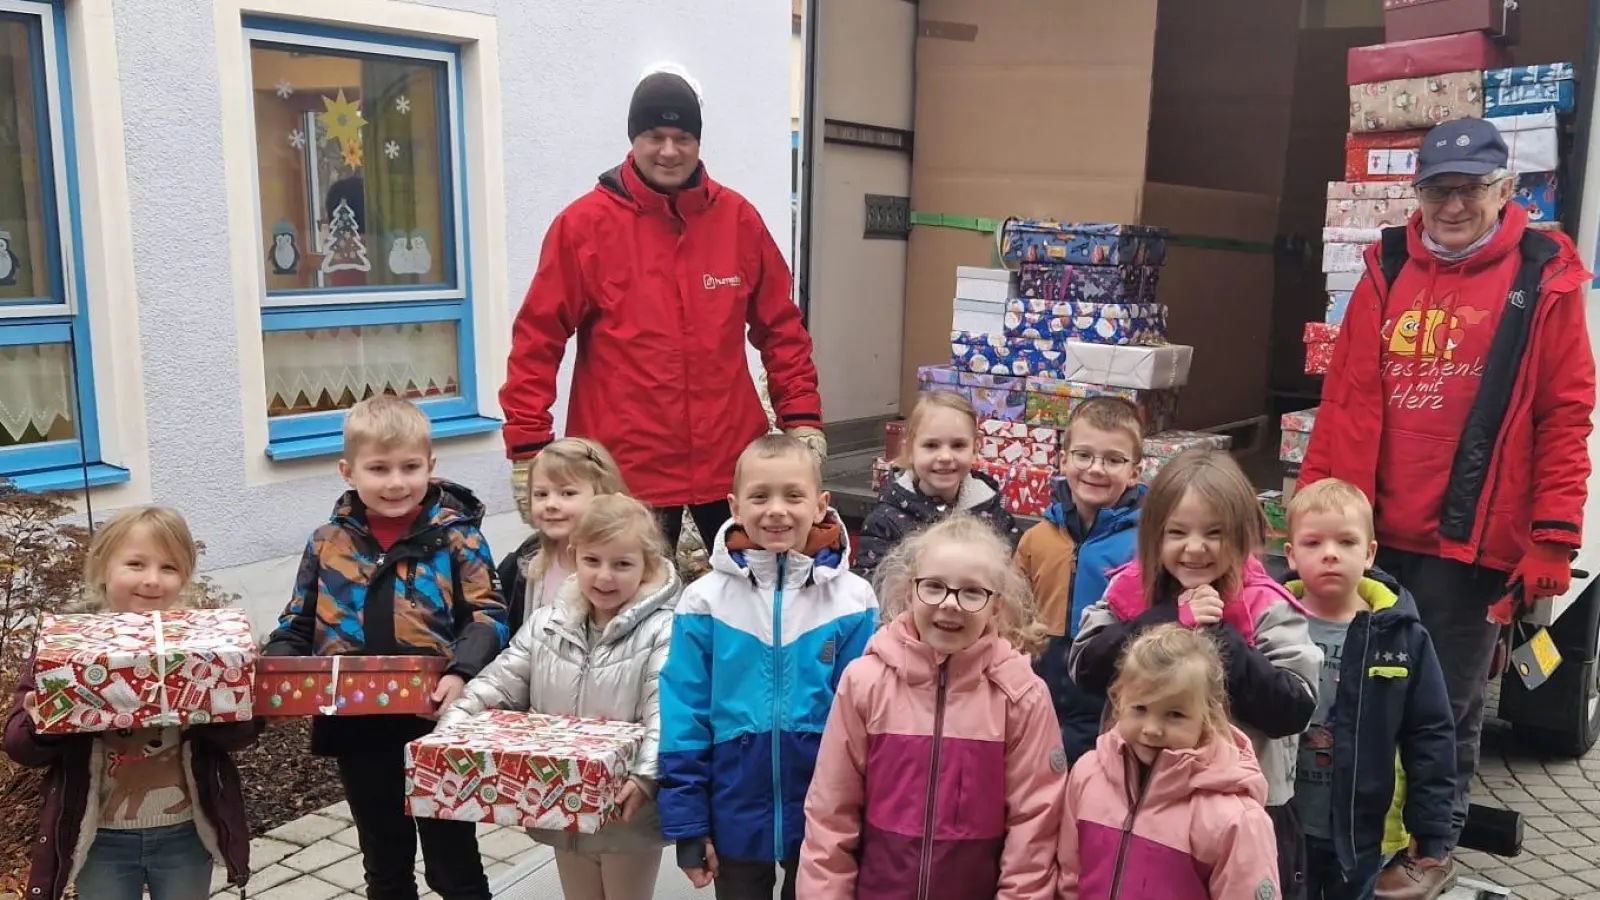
[798,514,1064,900]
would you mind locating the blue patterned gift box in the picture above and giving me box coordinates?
[1484,63,1575,87]
[1017,262,1161,304]
[1512,171,1560,223]
[951,340,1065,378]
[1000,221,1169,267]
[1000,306,1167,344]
[1484,65,1576,117]
[1326,291,1351,326]
[916,365,1027,421]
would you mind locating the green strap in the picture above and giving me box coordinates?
[909,210,1277,255]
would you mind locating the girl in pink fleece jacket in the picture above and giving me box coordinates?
[798,514,1065,900]
[1061,624,1280,900]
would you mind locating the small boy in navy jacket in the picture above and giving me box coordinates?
[1282,478,1456,900]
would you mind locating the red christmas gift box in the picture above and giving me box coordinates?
[405,711,645,833]
[871,456,893,494]
[978,418,1061,468]
[256,655,447,717]
[1344,131,1426,183]
[1346,33,1511,86]
[30,609,256,734]
[973,459,1053,518]
[1382,0,1520,46]
[1304,322,1339,375]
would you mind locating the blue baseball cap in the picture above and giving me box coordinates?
[1413,118,1510,185]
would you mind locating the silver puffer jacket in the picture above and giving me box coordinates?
[442,560,681,854]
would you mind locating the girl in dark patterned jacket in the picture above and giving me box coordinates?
[853,391,1021,580]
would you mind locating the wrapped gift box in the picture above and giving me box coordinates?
[1140,431,1234,486]
[918,364,1027,421]
[1324,227,1384,245]
[1346,33,1510,85]
[1328,181,1417,200]
[30,609,256,734]
[998,308,1167,344]
[978,418,1061,468]
[1349,71,1484,134]
[871,457,893,494]
[1279,407,1319,465]
[884,420,905,461]
[1345,130,1425,182]
[971,459,1054,518]
[1382,0,1520,45]
[1512,171,1560,224]
[1260,490,1289,557]
[405,711,645,833]
[951,340,1063,378]
[1492,111,1559,174]
[1306,341,1336,375]
[1484,64,1577,117]
[1022,375,1179,433]
[1049,341,1193,391]
[257,655,447,717]
[1323,242,1371,274]
[1017,262,1161,305]
[951,267,1018,334]
[1326,271,1362,292]
[1326,183,1419,228]
[1327,291,1352,326]
[1303,322,1340,344]
[1000,221,1169,267]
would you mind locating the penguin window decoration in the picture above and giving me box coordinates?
[269,219,300,276]
[0,229,21,287]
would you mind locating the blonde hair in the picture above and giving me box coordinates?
[1288,478,1375,543]
[567,495,669,582]
[733,432,821,493]
[1065,396,1144,460]
[1138,449,1264,606]
[525,438,630,584]
[1109,623,1233,742]
[894,391,978,469]
[82,506,200,611]
[343,394,431,459]
[873,514,1046,655]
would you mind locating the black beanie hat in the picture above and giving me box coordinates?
[628,72,702,141]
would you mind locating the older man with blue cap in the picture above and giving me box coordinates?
[1300,118,1597,899]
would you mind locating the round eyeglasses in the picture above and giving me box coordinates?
[913,577,994,613]
[1065,449,1134,474]
[1416,178,1504,205]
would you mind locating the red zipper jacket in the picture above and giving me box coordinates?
[1300,203,1595,572]
[499,157,822,507]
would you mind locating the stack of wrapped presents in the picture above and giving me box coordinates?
[1318,4,1573,377]
[875,220,1235,518]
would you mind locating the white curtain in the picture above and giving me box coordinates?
[264,322,459,413]
[0,342,72,443]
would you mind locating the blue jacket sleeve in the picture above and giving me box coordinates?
[1400,629,1458,860]
[830,605,878,692]
[657,604,715,843]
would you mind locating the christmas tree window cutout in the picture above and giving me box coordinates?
[321,198,370,275]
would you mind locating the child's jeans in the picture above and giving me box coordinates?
[553,847,662,900]
[73,822,213,900]
[713,854,798,900]
[1305,837,1383,900]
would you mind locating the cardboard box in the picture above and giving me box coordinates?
[405,711,645,833]
[1344,131,1425,182]
[1349,71,1484,133]
[1346,33,1511,85]
[1382,0,1520,45]
[257,655,447,717]
[1048,341,1194,390]
[1513,171,1560,224]
[1000,221,1168,266]
[1279,407,1319,464]
[1493,111,1560,174]
[978,418,1061,468]
[1017,263,1160,305]
[31,609,256,734]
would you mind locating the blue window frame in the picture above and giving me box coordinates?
[242,19,496,460]
[0,1,123,491]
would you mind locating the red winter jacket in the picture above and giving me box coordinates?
[499,158,822,507]
[1300,204,1596,573]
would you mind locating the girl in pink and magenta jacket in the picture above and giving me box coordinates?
[1061,623,1280,900]
[798,514,1065,900]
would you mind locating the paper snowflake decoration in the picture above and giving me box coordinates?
[384,140,401,160]
[288,128,306,150]
[395,95,411,114]
[275,79,294,99]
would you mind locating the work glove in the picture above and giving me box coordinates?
[510,457,536,526]
[787,426,828,465]
[1488,541,1576,625]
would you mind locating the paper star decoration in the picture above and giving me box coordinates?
[275,79,294,99]
[395,95,410,114]
[318,89,367,148]
[288,128,306,150]
[341,137,363,169]
[384,140,400,160]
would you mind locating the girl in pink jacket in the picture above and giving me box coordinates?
[1060,623,1280,900]
[798,514,1065,900]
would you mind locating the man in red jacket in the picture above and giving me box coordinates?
[1301,118,1595,898]
[500,67,825,549]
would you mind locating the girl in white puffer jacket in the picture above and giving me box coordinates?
[442,495,682,900]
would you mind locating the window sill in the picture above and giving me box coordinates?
[265,415,503,461]
[9,463,131,493]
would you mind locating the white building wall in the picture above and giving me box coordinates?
[88,0,792,624]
